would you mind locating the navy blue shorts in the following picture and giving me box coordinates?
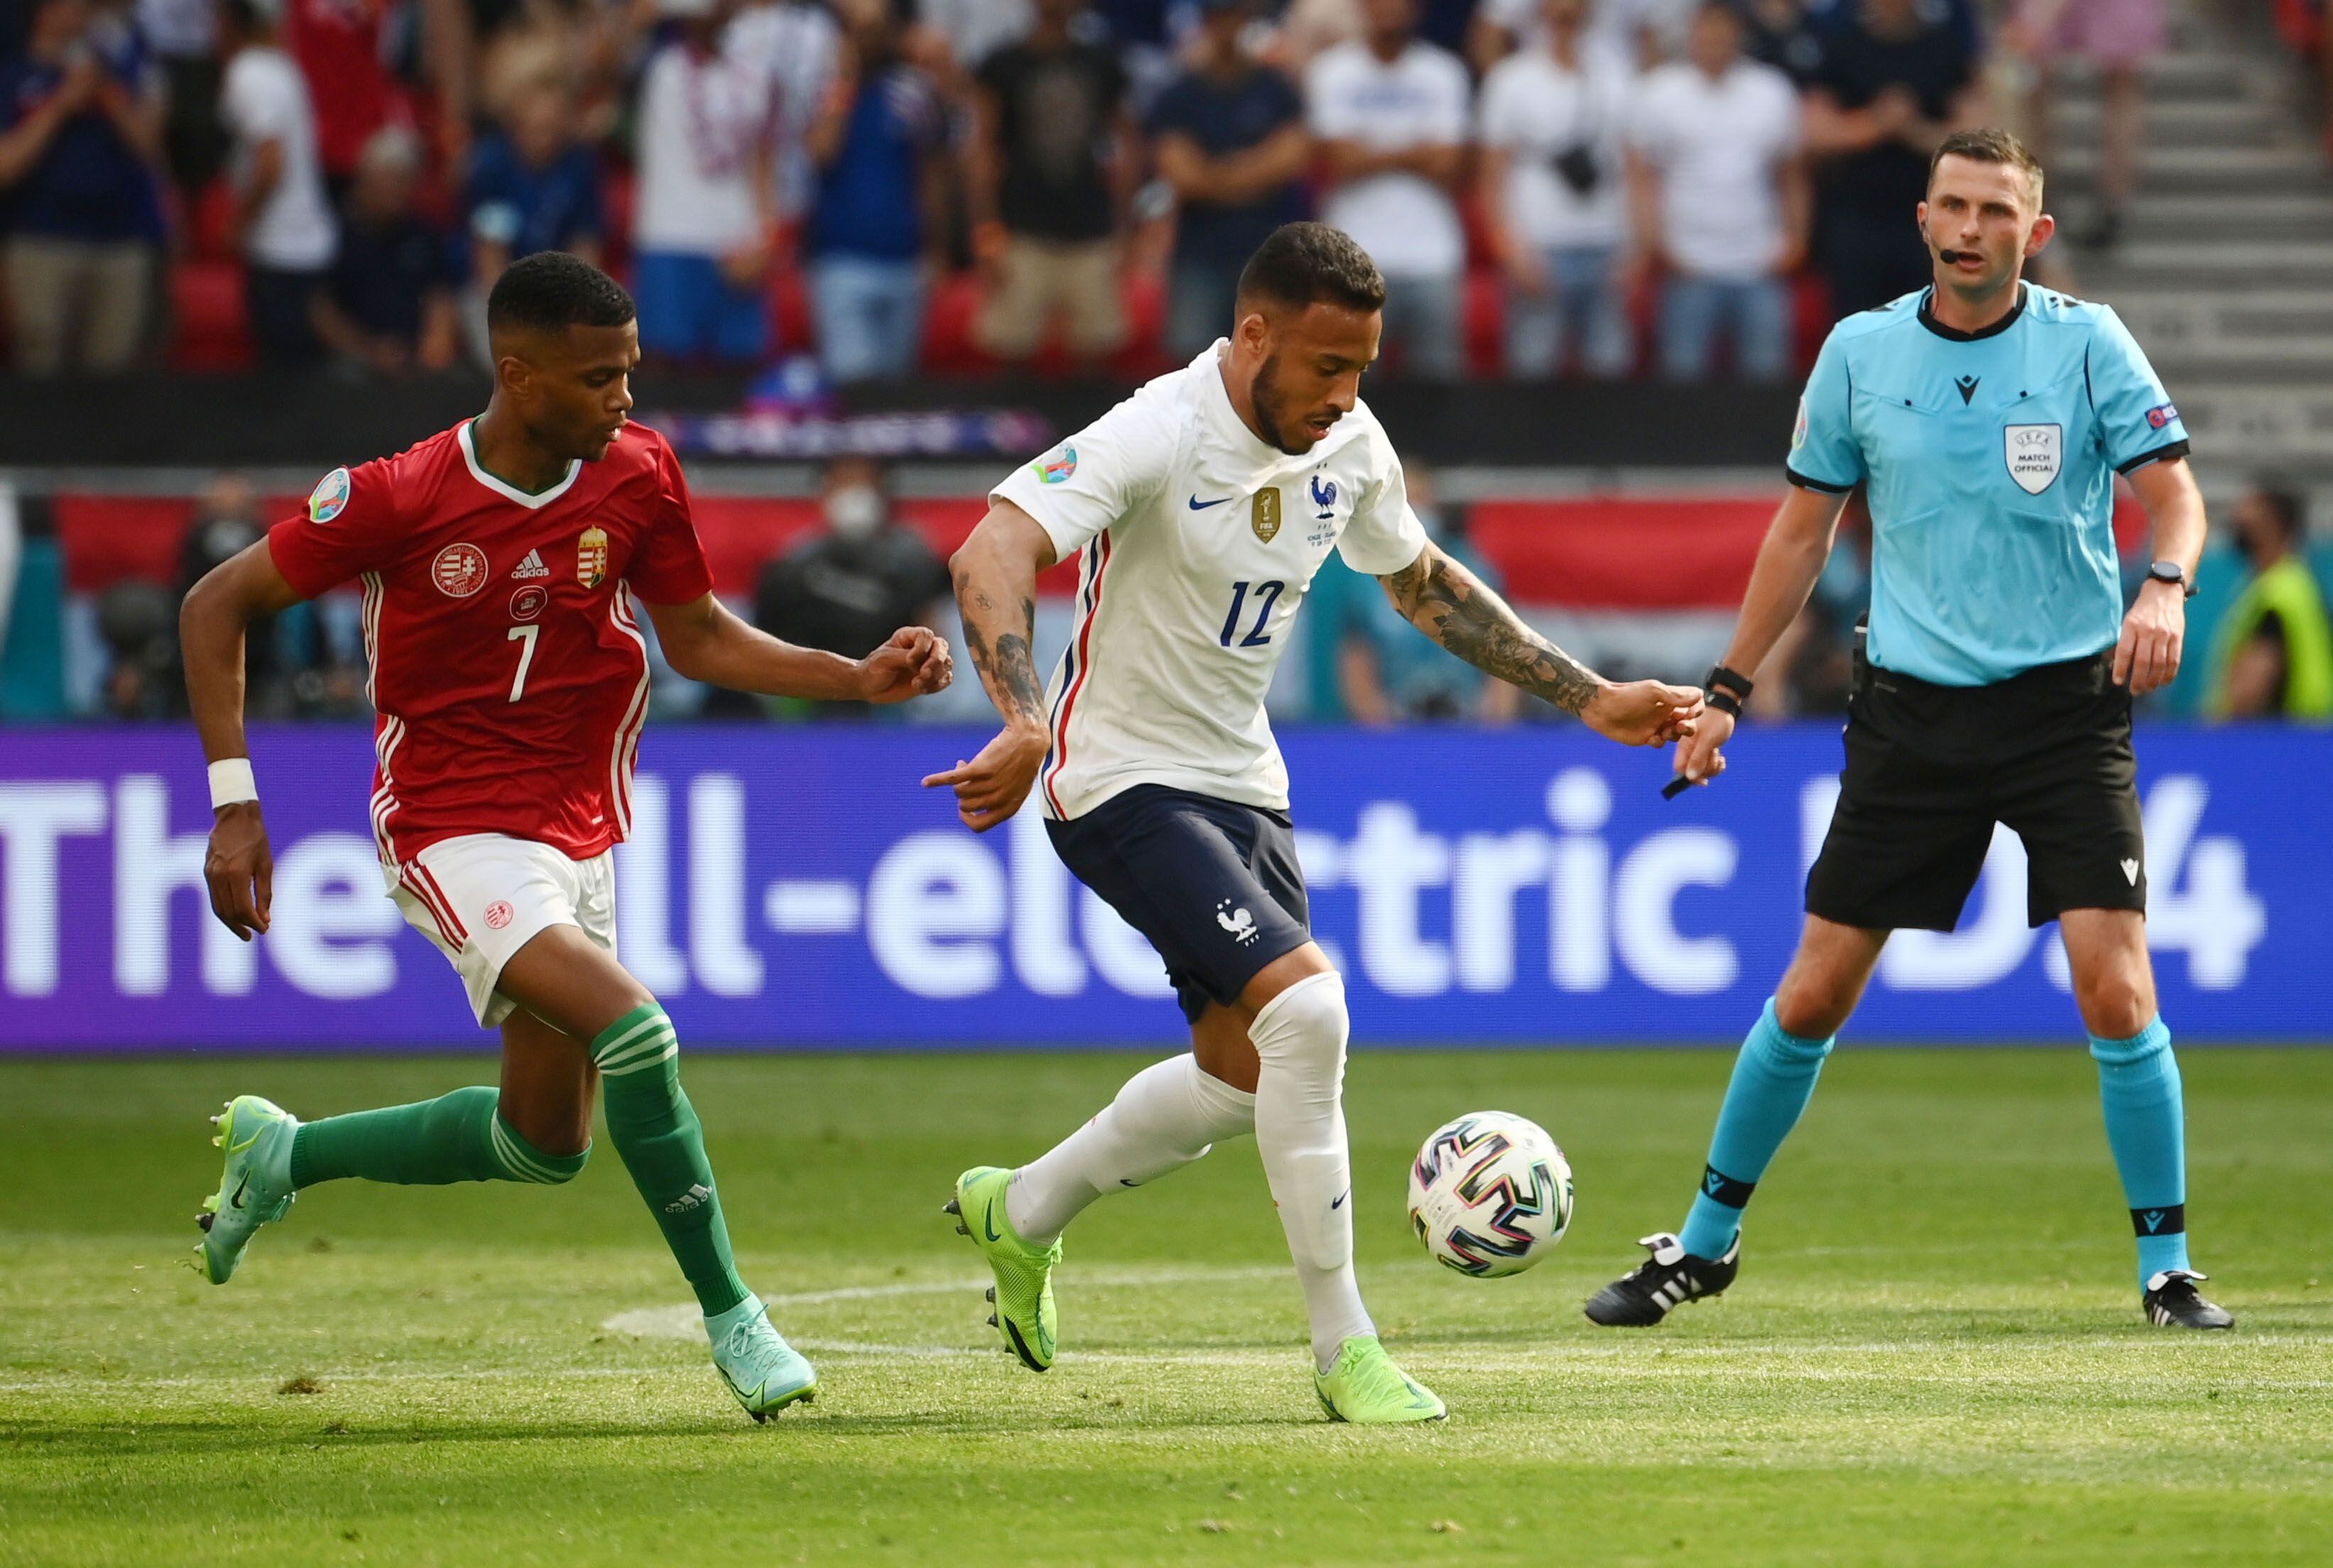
[1046,785,1312,1024]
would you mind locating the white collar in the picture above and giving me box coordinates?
[457,419,582,509]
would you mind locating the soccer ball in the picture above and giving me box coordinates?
[1407,1111,1575,1278]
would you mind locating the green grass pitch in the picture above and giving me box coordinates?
[6,1047,2331,1566]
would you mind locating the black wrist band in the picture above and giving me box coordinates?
[1707,663,1755,702]
[1707,689,1744,719]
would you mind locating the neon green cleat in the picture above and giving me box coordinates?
[943,1165,1060,1371]
[194,1095,298,1285]
[707,1297,817,1422]
[1315,1335,1446,1425]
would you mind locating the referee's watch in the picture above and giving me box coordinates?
[2146,560,2197,599]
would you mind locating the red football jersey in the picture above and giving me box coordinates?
[268,419,714,866]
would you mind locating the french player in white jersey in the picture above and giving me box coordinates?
[925,223,1702,1422]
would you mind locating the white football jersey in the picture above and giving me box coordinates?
[992,343,1430,820]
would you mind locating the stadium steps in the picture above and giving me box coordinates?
[2054,5,2333,494]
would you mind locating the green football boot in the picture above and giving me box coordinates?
[1315,1334,1446,1425]
[706,1297,817,1422]
[194,1095,298,1285]
[943,1165,1061,1371]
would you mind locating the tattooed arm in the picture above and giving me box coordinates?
[922,500,1059,832]
[1377,540,1703,746]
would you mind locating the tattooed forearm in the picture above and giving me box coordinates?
[952,562,1046,726]
[1378,543,1603,715]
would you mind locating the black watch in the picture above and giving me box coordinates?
[2147,560,2197,599]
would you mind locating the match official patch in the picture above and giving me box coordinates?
[308,467,352,523]
[2004,423,2062,495]
[1790,396,1809,452]
[2146,402,2180,430]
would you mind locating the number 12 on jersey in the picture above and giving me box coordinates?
[1219,580,1285,648]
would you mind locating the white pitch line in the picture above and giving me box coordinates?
[602,1264,1293,1342]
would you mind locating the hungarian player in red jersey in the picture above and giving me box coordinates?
[178,253,952,1420]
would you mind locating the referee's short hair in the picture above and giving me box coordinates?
[1930,129,2046,206]
[1237,223,1388,317]
[486,251,636,337]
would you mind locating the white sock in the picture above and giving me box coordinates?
[1249,971,1374,1373]
[1005,1054,1256,1246]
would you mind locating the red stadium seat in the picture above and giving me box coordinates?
[167,260,254,371]
[1468,496,1776,610]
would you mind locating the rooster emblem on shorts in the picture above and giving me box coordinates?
[1216,901,1258,945]
[1310,475,1337,520]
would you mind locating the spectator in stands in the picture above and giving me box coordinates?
[2208,482,2333,722]
[463,78,604,288]
[1627,0,1806,381]
[165,472,274,712]
[632,0,777,366]
[1307,0,1471,380]
[0,0,165,375]
[2008,0,2157,250]
[1477,0,1633,379]
[749,456,950,717]
[967,0,1135,368]
[1469,0,1682,76]
[1735,0,1827,85]
[724,0,843,226]
[1307,469,1519,724]
[278,0,465,187]
[314,125,459,374]
[917,0,1033,77]
[219,0,337,365]
[139,0,225,195]
[1148,0,1310,361]
[1803,0,1984,317]
[804,0,949,382]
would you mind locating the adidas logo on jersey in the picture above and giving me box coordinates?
[511,549,550,579]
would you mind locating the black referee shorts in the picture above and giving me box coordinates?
[1046,785,1312,1024]
[1805,647,2147,932]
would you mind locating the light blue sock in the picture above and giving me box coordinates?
[1677,998,1836,1259]
[2091,1016,2192,1290]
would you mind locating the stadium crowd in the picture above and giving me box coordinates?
[0,0,2182,381]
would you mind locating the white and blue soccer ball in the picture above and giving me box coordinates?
[1407,1111,1575,1278]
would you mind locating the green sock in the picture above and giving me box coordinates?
[288,1086,589,1188]
[592,1004,751,1317]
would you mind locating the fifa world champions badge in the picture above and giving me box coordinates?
[577,526,609,589]
[1251,487,1281,543]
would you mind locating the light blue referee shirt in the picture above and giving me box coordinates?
[1786,284,2192,687]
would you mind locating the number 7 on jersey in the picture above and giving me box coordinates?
[506,624,539,702]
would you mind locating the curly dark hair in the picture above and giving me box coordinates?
[1235,222,1388,317]
[485,251,636,336]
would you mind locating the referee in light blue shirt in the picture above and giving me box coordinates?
[1584,129,2232,1333]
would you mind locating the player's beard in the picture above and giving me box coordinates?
[1249,353,1309,456]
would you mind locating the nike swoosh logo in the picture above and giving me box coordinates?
[983,1199,1001,1243]
[1187,495,1231,510]
[229,1172,249,1211]
[1331,1189,1349,1211]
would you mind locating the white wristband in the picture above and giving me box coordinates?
[208,758,259,810]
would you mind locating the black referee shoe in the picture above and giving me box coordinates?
[1583,1231,1740,1327]
[2143,1270,2234,1331]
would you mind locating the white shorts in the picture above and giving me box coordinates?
[385,834,618,1028]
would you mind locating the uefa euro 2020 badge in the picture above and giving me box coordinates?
[308,467,352,523]
[1035,446,1077,485]
[577,526,609,589]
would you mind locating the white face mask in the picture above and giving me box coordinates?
[825,485,885,540]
